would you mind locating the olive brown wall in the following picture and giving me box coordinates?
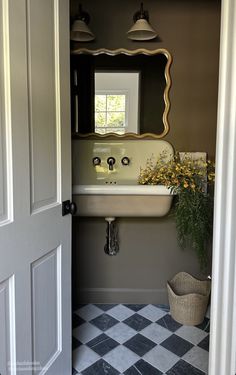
[71,0,221,305]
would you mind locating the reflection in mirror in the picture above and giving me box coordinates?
[71,49,172,138]
[95,71,140,134]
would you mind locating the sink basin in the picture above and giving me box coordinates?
[72,139,175,217]
[73,184,172,195]
[72,184,174,217]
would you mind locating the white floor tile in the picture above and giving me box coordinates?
[73,345,99,373]
[104,345,139,373]
[141,322,172,344]
[183,346,209,373]
[138,305,167,322]
[143,345,179,373]
[75,304,103,321]
[106,304,134,321]
[106,322,137,344]
[175,325,208,345]
[73,322,102,344]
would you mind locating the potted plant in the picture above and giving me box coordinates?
[138,152,215,271]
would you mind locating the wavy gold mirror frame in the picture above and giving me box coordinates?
[71,48,172,139]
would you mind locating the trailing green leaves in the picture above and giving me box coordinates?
[175,190,213,270]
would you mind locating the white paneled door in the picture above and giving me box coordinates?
[0,0,71,374]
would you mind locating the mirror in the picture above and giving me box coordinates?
[71,48,172,139]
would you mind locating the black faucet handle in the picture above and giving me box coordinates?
[93,156,101,166]
[107,157,116,171]
[107,157,116,165]
[121,156,130,166]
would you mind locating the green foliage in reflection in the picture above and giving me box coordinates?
[95,95,106,111]
[107,95,125,111]
[107,112,125,127]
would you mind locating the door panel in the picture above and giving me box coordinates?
[26,0,61,213]
[0,0,13,226]
[0,276,16,375]
[0,77,8,222]
[0,0,71,374]
[0,122,7,222]
[31,248,61,374]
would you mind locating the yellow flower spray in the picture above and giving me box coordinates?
[138,152,215,270]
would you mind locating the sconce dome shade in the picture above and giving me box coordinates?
[70,19,95,42]
[127,18,157,41]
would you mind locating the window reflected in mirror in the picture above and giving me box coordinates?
[95,72,139,135]
[95,93,127,135]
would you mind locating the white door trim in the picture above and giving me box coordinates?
[209,0,236,373]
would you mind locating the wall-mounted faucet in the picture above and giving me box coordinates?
[92,156,101,166]
[121,156,130,166]
[107,157,116,171]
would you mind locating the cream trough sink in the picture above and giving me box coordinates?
[72,184,174,217]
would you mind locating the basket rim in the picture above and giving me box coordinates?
[169,271,211,285]
[167,279,211,298]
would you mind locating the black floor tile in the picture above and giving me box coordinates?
[166,359,205,375]
[124,359,162,375]
[161,334,194,357]
[72,336,82,350]
[124,304,147,312]
[124,366,141,375]
[87,333,119,356]
[90,313,119,331]
[197,317,210,332]
[198,335,210,352]
[94,304,117,311]
[156,314,182,332]
[73,313,86,328]
[75,304,87,310]
[82,359,119,375]
[72,368,78,375]
[123,313,152,331]
[124,333,156,356]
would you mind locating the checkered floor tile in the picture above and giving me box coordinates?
[72,304,210,375]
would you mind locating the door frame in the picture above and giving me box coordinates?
[209,0,236,373]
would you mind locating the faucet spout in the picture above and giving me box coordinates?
[107,157,116,171]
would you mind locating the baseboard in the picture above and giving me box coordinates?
[76,287,169,305]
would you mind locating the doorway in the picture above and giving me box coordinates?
[70,1,223,374]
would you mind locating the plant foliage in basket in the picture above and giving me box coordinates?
[138,152,215,270]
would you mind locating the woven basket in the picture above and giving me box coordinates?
[167,272,211,326]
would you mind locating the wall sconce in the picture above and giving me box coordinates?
[70,4,95,42]
[127,2,157,41]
